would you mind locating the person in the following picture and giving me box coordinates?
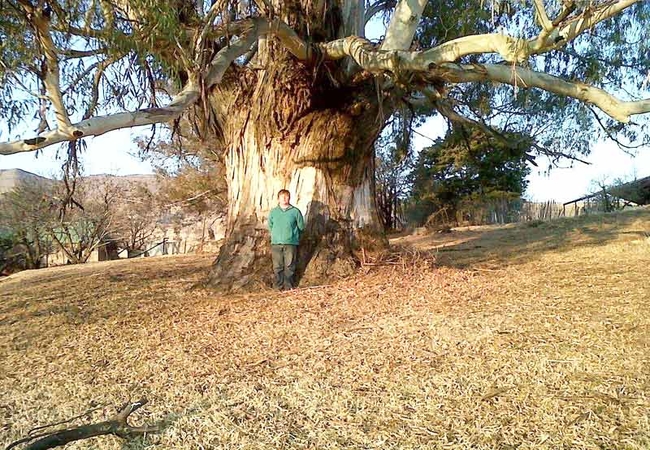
[268,189,305,290]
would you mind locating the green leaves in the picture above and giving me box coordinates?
[407,124,531,225]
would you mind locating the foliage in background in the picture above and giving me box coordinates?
[407,125,531,227]
[112,182,159,256]
[0,179,55,272]
[374,107,421,231]
[0,176,129,271]
[139,127,227,217]
[47,178,120,264]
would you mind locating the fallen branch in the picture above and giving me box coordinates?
[6,399,160,450]
[26,404,105,436]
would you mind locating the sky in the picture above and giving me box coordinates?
[2,118,648,203]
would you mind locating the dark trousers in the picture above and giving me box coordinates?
[271,244,298,290]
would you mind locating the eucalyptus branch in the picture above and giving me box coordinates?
[60,48,108,59]
[319,34,650,122]
[5,399,160,450]
[31,7,75,132]
[83,56,120,120]
[3,4,649,156]
[381,0,429,51]
[532,0,554,32]
[588,106,647,150]
[1,22,258,154]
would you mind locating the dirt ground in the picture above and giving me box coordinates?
[1,208,649,449]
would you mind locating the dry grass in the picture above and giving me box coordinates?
[1,208,649,449]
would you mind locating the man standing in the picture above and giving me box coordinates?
[268,189,305,290]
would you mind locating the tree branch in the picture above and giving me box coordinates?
[437,62,650,123]
[532,0,553,32]
[195,0,228,61]
[82,56,121,120]
[61,61,102,95]
[381,0,428,51]
[531,0,640,53]
[318,34,650,123]
[1,22,261,155]
[0,81,199,155]
[340,0,366,37]
[383,0,642,64]
[31,7,75,133]
[588,105,647,150]
[365,1,397,26]
[6,399,160,450]
[60,48,108,59]
[3,2,646,157]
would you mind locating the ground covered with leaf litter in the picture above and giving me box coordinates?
[1,208,649,449]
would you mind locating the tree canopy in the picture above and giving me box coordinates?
[0,0,648,159]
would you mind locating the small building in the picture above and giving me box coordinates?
[562,176,650,215]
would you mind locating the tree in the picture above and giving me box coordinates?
[408,125,531,226]
[376,145,411,231]
[375,113,415,231]
[0,179,55,271]
[113,182,159,257]
[48,178,119,264]
[141,128,227,217]
[585,175,645,213]
[1,0,649,289]
[0,233,16,275]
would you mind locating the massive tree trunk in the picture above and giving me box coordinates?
[206,52,388,290]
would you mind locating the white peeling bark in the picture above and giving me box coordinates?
[531,0,642,53]
[318,35,650,122]
[0,83,199,155]
[320,34,530,67]
[440,63,650,123]
[381,0,428,51]
[208,104,385,290]
[418,33,529,63]
[30,7,75,133]
[340,0,366,37]
[532,0,553,32]
[210,145,382,290]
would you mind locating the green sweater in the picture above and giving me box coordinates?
[268,205,305,245]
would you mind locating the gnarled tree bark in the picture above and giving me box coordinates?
[207,54,388,290]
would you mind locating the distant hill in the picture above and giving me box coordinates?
[0,169,157,195]
[0,169,52,194]
[84,173,159,193]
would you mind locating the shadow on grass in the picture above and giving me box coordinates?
[393,207,650,270]
[0,255,213,328]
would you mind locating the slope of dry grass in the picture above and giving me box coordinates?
[1,208,649,449]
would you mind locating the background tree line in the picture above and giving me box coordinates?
[0,134,226,275]
[0,176,149,273]
[375,123,532,231]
